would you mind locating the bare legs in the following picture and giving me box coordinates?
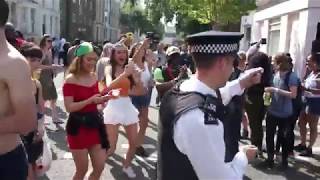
[106,123,138,168]
[298,111,319,151]
[71,149,89,180]
[298,112,308,146]
[136,107,149,147]
[123,124,138,168]
[88,145,107,180]
[50,100,59,122]
[308,114,319,148]
[106,124,120,157]
[71,144,107,180]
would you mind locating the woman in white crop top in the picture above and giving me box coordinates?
[296,54,320,157]
[130,39,156,157]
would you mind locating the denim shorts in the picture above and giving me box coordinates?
[306,97,320,116]
[131,89,152,109]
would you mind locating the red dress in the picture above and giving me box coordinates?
[63,82,101,149]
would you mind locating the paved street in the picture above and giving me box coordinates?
[40,72,320,180]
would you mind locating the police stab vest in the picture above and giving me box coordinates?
[158,83,225,180]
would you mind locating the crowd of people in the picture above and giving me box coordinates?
[0,0,319,180]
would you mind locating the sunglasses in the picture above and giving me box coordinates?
[46,39,52,43]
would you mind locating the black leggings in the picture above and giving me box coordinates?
[245,96,266,150]
[276,112,300,153]
[0,144,28,180]
[266,113,291,162]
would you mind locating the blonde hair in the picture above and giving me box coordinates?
[66,56,85,77]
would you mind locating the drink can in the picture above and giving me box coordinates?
[263,92,272,106]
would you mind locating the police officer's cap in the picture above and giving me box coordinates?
[186,30,243,56]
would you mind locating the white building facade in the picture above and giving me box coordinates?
[240,11,255,51]
[7,0,60,39]
[104,0,121,42]
[94,0,105,43]
[242,0,320,78]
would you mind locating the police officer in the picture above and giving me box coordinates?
[158,31,263,180]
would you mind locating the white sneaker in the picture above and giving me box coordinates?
[122,166,136,178]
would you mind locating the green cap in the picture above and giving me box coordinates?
[75,42,94,57]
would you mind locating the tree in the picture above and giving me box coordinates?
[175,13,211,37]
[120,2,164,36]
[146,0,256,29]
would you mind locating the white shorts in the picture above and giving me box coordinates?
[103,97,139,126]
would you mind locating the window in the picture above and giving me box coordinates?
[89,1,93,11]
[245,27,251,41]
[22,7,27,21]
[268,18,281,56]
[31,8,36,33]
[55,17,59,35]
[105,0,109,10]
[10,2,17,25]
[79,0,82,15]
[43,15,46,25]
[42,0,45,8]
[96,27,99,42]
[50,16,53,34]
[72,12,76,23]
[43,15,46,34]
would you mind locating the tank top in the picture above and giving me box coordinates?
[139,62,152,88]
[305,72,320,98]
[109,77,131,97]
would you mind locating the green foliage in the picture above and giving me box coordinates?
[124,0,138,6]
[120,2,164,36]
[146,0,256,26]
[175,13,211,37]
[145,0,175,23]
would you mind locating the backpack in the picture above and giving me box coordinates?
[284,72,303,114]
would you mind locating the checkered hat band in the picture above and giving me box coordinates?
[190,43,239,54]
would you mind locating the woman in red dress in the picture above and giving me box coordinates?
[63,42,111,180]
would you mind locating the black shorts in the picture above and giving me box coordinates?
[0,144,28,180]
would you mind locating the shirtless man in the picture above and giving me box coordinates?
[0,1,37,179]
